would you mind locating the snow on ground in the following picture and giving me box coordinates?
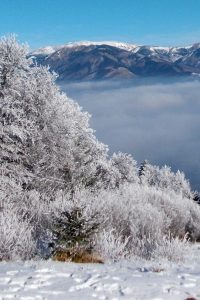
[1,246,200,300]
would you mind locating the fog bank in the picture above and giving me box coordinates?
[61,79,200,191]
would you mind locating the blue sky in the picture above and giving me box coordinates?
[0,0,200,49]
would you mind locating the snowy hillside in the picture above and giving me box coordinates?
[1,35,200,300]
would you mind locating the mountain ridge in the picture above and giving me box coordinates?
[30,41,200,81]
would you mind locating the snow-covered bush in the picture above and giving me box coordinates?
[90,184,200,261]
[0,202,35,260]
[50,184,200,262]
[152,234,190,262]
[95,229,130,261]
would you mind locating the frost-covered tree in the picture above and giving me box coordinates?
[139,161,192,199]
[139,160,159,186]
[0,36,34,187]
[0,35,30,91]
[138,159,148,178]
[0,35,109,196]
[159,167,192,199]
[110,152,139,186]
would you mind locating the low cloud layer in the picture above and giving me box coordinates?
[61,79,200,191]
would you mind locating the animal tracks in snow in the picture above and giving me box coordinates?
[0,259,200,299]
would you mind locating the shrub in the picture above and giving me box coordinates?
[0,202,36,260]
[95,229,130,261]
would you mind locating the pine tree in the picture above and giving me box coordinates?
[138,160,148,178]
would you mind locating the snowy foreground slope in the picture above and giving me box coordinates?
[1,246,200,300]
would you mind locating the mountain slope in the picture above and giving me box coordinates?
[30,41,200,81]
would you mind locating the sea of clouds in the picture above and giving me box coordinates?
[61,78,200,191]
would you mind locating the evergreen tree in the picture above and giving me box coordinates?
[138,160,148,178]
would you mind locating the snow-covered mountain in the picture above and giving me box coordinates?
[30,41,200,81]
